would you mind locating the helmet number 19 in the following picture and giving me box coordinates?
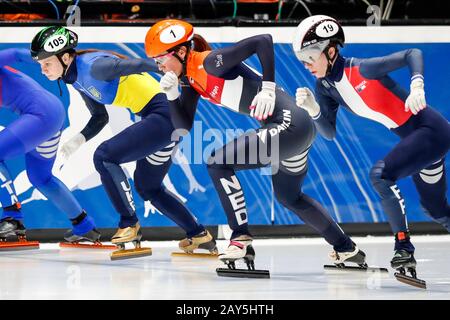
[316,21,339,38]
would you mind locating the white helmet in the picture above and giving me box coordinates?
[292,15,345,64]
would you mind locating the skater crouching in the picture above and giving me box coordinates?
[145,19,374,277]
[293,15,450,288]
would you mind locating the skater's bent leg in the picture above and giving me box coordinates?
[134,151,204,238]
[412,158,450,231]
[94,141,138,228]
[370,160,415,253]
[0,129,26,220]
[370,160,409,234]
[0,161,21,220]
[206,133,267,240]
[272,169,353,252]
[25,151,83,220]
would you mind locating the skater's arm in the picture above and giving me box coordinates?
[90,56,160,81]
[359,49,424,79]
[169,83,200,133]
[79,93,109,141]
[313,82,339,140]
[203,34,275,82]
[0,48,35,67]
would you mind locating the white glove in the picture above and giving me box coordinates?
[60,133,86,160]
[160,71,180,101]
[250,81,276,121]
[296,87,320,118]
[405,78,426,115]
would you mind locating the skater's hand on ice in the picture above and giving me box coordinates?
[405,77,426,115]
[60,133,86,160]
[296,87,320,118]
[160,71,180,101]
[250,81,276,121]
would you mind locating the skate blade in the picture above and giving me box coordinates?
[216,268,270,279]
[59,242,117,250]
[394,272,427,289]
[110,248,152,261]
[0,241,40,251]
[171,251,219,258]
[324,264,389,273]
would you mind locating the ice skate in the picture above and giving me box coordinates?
[324,242,388,273]
[216,236,270,278]
[0,218,39,251]
[60,229,116,250]
[110,222,152,260]
[172,230,218,258]
[59,214,116,250]
[391,250,426,289]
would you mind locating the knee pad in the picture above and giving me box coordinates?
[274,190,294,208]
[135,181,162,202]
[93,143,110,172]
[370,160,407,217]
[27,170,52,189]
[370,161,396,197]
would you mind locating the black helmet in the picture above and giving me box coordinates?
[30,26,78,61]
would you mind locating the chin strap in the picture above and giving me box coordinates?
[323,46,338,76]
[56,53,69,96]
[171,43,192,78]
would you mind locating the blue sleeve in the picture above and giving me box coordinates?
[168,79,200,133]
[90,56,161,81]
[203,34,275,82]
[0,48,35,67]
[313,81,339,140]
[79,92,109,141]
[359,49,424,80]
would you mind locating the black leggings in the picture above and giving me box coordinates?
[207,90,352,251]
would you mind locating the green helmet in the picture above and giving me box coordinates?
[30,26,78,61]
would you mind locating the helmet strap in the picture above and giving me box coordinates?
[56,52,71,96]
[170,41,192,77]
[324,45,338,76]
[56,53,68,76]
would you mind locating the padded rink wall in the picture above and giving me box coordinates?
[0,26,450,233]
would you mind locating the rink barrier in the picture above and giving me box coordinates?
[26,222,448,242]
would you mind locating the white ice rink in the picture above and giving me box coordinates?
[0,235,449,300]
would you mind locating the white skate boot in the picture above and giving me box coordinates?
[216,235,269,279]
[325,242,388,273]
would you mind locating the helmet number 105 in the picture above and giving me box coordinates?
[45,35,68,52]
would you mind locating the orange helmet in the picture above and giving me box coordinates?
[145,19,194,58]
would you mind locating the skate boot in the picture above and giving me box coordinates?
[60,212,116,250]
[110,222,152,260]
[0,215,39,251]
[324,242,388,273]
[173,230,218,257]
[391,249,426,289]
[391,232,426,289]
[216,235,270,279]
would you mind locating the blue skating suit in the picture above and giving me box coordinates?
[313,49,450,251]
[0,48,83,222]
